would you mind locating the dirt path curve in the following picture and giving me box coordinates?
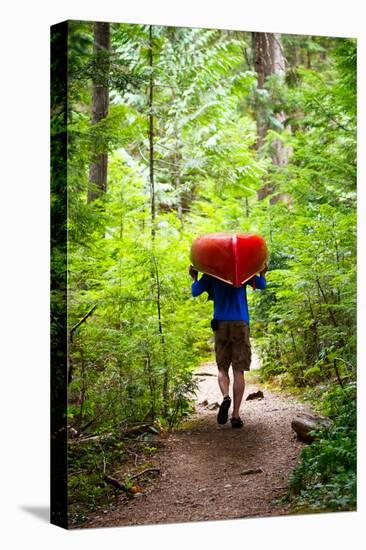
[84,353,311,528]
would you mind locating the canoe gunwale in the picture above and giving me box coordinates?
[190,265,257,288]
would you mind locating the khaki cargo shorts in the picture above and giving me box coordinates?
[214,320,251,372]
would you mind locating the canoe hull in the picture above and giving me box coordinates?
[190,232,268,287]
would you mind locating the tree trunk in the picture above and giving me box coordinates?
[88,22,110,203]
[252,32,271,147]
[251,32,290,199]
[148,25,156,238]
[307,36,312,69]
[146,27,169,417]
[152,254,169,417]
[174,144,184,225]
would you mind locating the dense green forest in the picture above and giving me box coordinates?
[51,23,356,524]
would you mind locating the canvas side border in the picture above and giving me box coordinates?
[50,20,68,530]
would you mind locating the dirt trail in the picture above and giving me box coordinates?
[83,353,311,528]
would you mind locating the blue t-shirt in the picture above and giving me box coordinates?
[191,273,266,323]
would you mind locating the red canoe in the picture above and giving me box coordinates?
[190,232,268,287]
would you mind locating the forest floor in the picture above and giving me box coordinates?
[81,351,313,529]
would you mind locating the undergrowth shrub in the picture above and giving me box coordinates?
[288,382,356,512]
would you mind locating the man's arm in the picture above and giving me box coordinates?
[248,262,268,290]
[250,274,267,289]
[189,266,210,297]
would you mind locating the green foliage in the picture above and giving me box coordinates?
[64,23,356,522]
[249,39,356,391]
[288,383,356,512]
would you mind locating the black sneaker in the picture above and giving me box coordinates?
[230,417,244,428]
[217,396,231,425]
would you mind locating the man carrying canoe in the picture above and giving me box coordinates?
[189,265,268,428]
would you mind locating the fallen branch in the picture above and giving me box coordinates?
[193,372,216,377]
[69,432,114,445]
[104,474,129,493]
[240,468,263,476]
[130,468,160,480]
[124,447,139,466]
[103,469,159,493]
[101,443,129,494]
[123,423,157,437]
[69,422,159,445]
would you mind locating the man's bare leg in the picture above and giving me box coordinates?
[217,368,231,424]
[232,370,245,418]
[218,368,230,397]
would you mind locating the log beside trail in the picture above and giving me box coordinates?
[291,412,332,442]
